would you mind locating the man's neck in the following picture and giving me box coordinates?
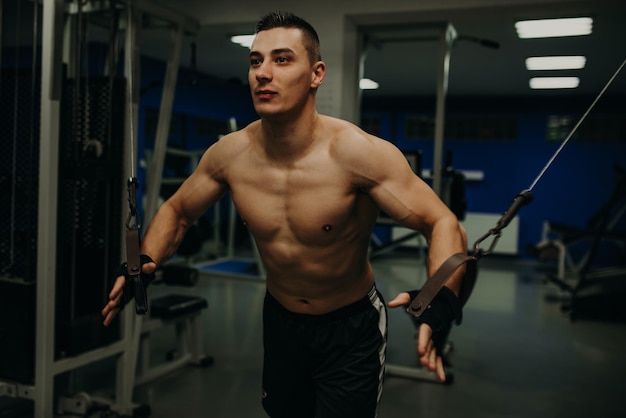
[260,109,321,161]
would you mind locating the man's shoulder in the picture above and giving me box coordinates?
[321,114,361,134]
[197,125,255,177]
[321,115,390,153]
[322,115,405,180]
[211,121,259,153]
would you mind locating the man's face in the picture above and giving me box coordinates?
[248,27,317,118]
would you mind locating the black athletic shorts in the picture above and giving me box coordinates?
[261,286,388,418]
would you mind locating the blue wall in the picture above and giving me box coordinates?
[137,54,257,157]
[362,95,626,256]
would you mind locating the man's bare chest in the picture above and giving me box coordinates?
[227,164,359,243]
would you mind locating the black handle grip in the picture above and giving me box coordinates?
[133,275,149,315]
[496,189,533,231]
[126,228,148,315]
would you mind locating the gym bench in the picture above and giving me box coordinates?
[137,293,213,386]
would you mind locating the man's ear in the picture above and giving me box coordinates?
[311,61,326,88]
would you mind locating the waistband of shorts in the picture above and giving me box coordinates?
[265,285,379,324]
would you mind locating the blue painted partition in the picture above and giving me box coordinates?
[362,95,626,256]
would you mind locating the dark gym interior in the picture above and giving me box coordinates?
[1,0,625,417]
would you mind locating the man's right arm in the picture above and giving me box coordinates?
[141,140,230,265]
[102,138,232,325]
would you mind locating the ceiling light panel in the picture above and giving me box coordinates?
[526,56,587,70]
[231,34,255,48]
[529,77,580,89]
[515,17,593,39]
[359,78,379,90]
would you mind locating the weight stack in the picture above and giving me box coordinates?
[0,68,41,383]
[0,70,41,282]
[55,76,126,358]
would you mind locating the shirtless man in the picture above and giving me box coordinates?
[102,11,467,418]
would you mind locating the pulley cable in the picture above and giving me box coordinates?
[528,59,626,193]
[472,58,626,259]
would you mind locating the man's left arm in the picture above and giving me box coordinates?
[364,137,468,381]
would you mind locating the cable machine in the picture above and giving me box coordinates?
[0,1,199,416]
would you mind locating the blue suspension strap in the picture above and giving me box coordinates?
[407,58,626,320]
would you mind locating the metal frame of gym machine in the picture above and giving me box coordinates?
[20,1,199,416]
[379,22,460,383]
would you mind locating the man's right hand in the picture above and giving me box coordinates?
[102,274,126,326]
[101,259,157,326]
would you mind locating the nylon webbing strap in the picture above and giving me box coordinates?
[126,177,148,314]
[407,252,477,318]
[126,228,148,314]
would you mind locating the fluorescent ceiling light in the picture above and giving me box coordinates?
[231,34,255,48]
[515,17,593,38]
[529,77,580,89]
[526,56,586,70]
[359,78,379,90]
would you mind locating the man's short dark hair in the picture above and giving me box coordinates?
[256,11,322,63]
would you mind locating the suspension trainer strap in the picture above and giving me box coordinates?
[407,253,477,319]
[125,177,148,314]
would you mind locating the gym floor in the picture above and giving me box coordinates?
[119,252,626,418]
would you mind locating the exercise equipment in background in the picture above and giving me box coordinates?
[530,164,626,321]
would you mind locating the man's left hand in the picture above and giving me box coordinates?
[388,292,446,382]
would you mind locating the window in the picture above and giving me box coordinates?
[546,114,625,142]
[405,113,518,141]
